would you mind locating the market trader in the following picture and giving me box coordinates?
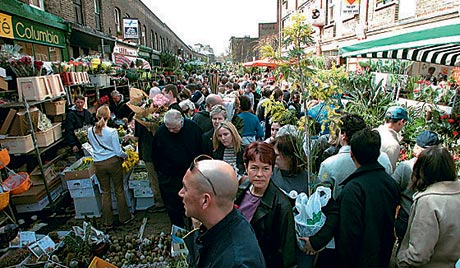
[64,95,94,157]
[152,109,202,228]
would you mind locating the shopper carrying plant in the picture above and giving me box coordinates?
[88,106,133,230]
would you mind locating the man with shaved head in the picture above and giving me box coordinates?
[180,158,265,268]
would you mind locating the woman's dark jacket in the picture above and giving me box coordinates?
[235,179,297,268]
[212,144,245,175]
[64,106,94,147]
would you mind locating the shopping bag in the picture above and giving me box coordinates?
[293,186,331,249]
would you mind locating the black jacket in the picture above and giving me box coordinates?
[152,119,202,177]
[212,144,245,175]
[336,162,400,268]
[64,106,94,147]
[192,110,212,133]
[201,129,214,157]
[185,209,266,268]
[235,180,296,268]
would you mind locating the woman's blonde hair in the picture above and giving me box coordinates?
[95,105,110,135]
[212,121,242,153]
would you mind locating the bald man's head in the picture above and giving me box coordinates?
[196,159,238,205]
[206,94,223,110]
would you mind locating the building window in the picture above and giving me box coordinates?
[155,33,159,50]
[399,0,416,19]
[327,0,334,24]
[282,0,288,9]
[29,0,44,10]
[94,0,101,30]
[150,30,154,48]
[73,0,84,25]
[114,8,121,33]
[143,25,147,45]
[375,0,396,8]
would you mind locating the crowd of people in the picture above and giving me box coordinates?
[64,70,460,268]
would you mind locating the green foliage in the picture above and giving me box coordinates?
[262,99,298,126]
[160,52,179,69]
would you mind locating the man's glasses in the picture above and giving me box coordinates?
[189,154,216,195]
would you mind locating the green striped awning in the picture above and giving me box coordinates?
[340,24,460,66]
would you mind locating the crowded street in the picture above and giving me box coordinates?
[0,0,460,267]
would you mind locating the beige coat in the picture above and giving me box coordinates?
[397,181,460,268]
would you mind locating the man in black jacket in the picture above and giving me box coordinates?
[336,129,400,268]
[181,159,265,268]
[152,109,202,228]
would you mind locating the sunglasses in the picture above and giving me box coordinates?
[189,154,217,195]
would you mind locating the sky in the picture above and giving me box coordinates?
[142,0,277,56]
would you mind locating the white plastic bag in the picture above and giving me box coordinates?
[294,186,331,249]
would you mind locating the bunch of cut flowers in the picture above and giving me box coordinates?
[8,55,44,77]
[134,93,170,134]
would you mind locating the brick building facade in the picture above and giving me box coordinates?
[278,0,460,64]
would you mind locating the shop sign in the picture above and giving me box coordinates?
[342,0,360,16]
[0,12,65,47]
[123,18,139,39]
[113,44,138,57]
[138,51,150,58]
[452,67,460,85]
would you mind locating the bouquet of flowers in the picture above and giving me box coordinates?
[8,56,44,77]
[132,92,169,134]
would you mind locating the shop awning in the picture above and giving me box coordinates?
[340,24,460,66]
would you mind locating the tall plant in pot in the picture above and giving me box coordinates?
[260,13,345,190]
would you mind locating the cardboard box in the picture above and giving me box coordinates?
[30,164,57,186]
[66,176,95,190]
[15,185,64,213]
[64,157,95,180]
[135,196,155,210]
[133,187,153,198]
[0,109,17,135]
[0,76,8,91]
[44,100,66,115]
[88,257,117,268]
[9,107,39,136]
[35,128,54,147]
[73,194,102,219]
[11,175,61,205]
[0,134,34,154]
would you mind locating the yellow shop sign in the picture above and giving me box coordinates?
[0,13,14,39]
[0,12,65,47]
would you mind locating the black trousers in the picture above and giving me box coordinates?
[158,174,187,229]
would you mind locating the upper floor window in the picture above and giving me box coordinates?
[155,33,159,50]
[29,0,44,10]
[114,8,121,33]
[375,0,397,8]
[73,0,84,25]
[150,30,155,48]
[399,0,416,19]
[327,0,334,24]
[142,25,147,45]
[94,0,101,30]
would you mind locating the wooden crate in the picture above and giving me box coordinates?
[0,134,34,154]
[51,122,62,140]
[44,100,66,115]
[17,76,53,101]
[45,74,66,97]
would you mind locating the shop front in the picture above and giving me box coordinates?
[0,0,70,62]
[113,42,138,68]
[69,23,115,61]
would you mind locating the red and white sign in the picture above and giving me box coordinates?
[342,0,360,16]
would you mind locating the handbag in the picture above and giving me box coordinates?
[90,127,126,161]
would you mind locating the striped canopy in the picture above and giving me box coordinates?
[340,24,460,66]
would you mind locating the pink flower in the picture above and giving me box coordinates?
[152,94,169,107]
